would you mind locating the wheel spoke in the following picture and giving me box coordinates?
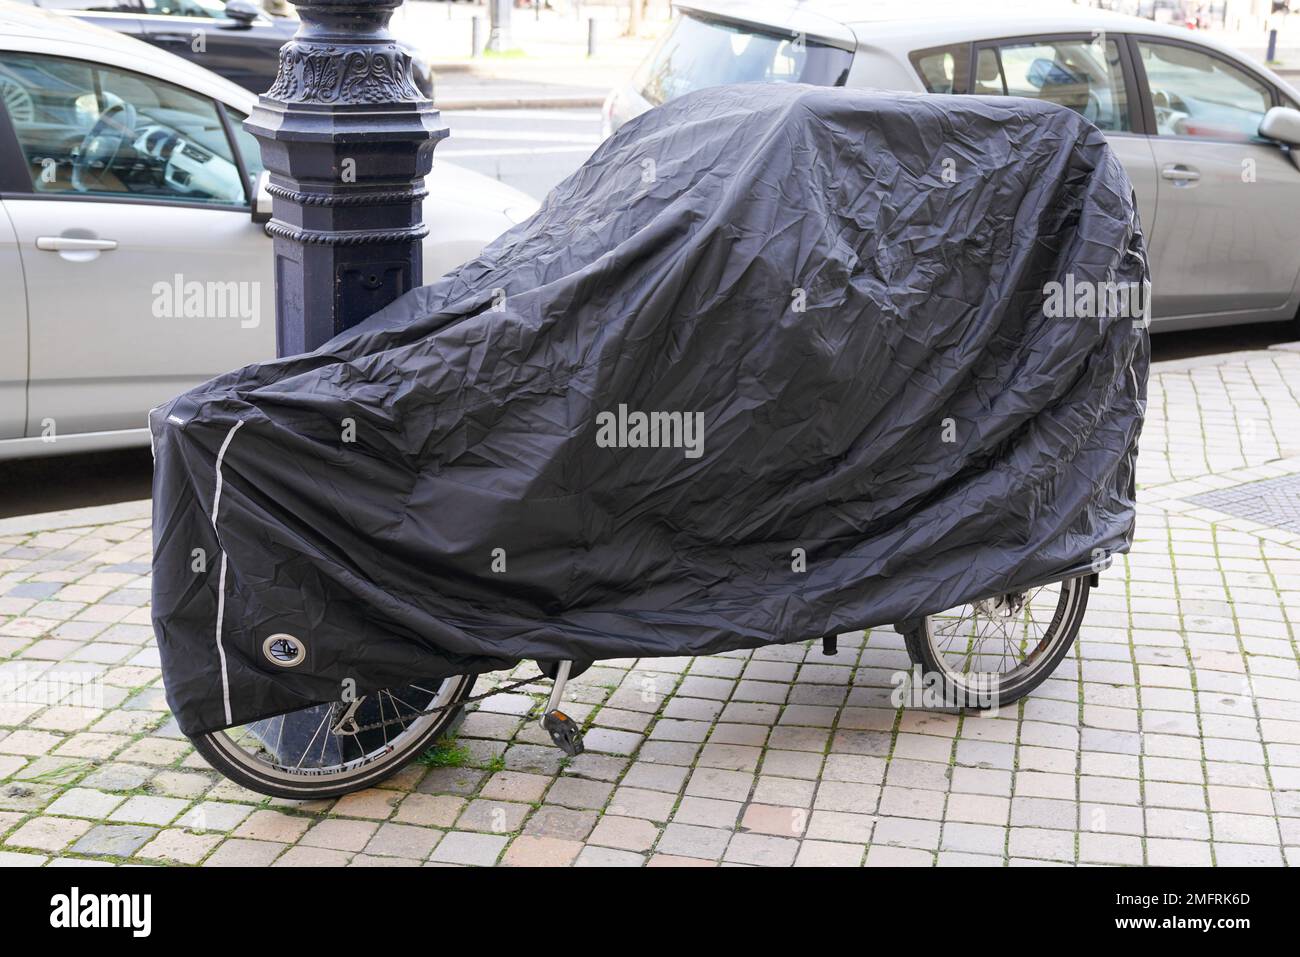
[925,579,1077,692]
[210,677,462,785]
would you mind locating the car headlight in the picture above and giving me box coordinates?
[601,90,617,140]
[504,202,540,225]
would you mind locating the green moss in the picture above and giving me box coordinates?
[417,738,471,768]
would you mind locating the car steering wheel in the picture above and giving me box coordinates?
[71,100,137,193]
[1149,88,1188,135]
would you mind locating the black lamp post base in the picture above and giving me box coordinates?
[245,0,447,357]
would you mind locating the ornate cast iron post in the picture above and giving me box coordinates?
[246,0,446,358]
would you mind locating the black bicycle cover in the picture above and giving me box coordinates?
[151,84,1149,735]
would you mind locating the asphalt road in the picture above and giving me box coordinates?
[2,108,1296,519]
[438,106,602,200]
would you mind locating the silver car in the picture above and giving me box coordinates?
[603,0,1300,334]
[0,4,538,460]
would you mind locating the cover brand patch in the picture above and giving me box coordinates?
[262,634,306,667]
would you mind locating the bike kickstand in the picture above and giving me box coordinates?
[540,660,585,757]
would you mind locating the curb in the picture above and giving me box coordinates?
[434,94,606,110]
[1148,344,1299,374]
[428,62,477,75]
[0,499,151,537]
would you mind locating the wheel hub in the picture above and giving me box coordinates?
[975,592,1025,619]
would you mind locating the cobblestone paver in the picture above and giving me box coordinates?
[2,349,1299,867]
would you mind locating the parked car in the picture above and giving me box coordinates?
[8,0,434,97]
[603,0,1300,333]
[0,3,538,459]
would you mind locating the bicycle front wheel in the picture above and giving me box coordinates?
[188,675,474,799]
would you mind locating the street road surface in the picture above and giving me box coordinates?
[1,108,1295,517]
[439,107,602,200]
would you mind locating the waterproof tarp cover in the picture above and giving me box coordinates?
[152,84,1148,735]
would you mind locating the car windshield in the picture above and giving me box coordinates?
[635,11,853,107]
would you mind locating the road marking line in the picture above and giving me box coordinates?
[438,145,598,158]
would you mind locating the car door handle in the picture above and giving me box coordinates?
[1160,164,1201,184]
[150,32,191,44]
[36,236,119,252]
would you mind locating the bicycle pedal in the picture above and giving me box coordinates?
[541,709,585,756]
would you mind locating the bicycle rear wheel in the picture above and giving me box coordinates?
[902,575,1090,710]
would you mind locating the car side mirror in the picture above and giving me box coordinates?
[1259,105,1300,147]
[252,170,273,224]
[222,0,260,28]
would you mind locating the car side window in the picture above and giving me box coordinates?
[138,0,226,17]
[974,37,1132,132]
[31,0,143,11]
[910,44,970,95]
[223,104,264,182]
[0,52,246,205]
[1137,40,1272,141]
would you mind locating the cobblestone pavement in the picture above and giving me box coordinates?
[2,348,1299,868]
